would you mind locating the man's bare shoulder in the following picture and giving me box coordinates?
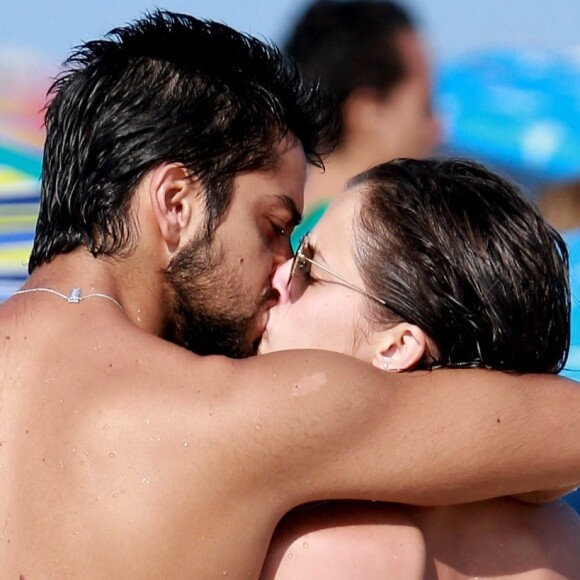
[0,309,239,486]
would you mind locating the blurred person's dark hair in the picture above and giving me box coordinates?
[30,9,340,272]
[538,180,580,232]
[284,0,415,108]
[284,0,439,248]
[352,158,570,373]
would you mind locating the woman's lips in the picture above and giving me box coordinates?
[253,295,278,352]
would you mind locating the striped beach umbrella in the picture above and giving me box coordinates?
[0,51,46,301]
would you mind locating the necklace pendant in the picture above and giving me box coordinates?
[67,287,82,303]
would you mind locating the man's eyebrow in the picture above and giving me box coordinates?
[275,195,302,227]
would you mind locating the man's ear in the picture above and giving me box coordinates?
[371,323,427,372]
[148,163,202,252]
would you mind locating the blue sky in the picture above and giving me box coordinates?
[1,0,579,69]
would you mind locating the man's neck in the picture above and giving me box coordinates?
[21,250,166,335]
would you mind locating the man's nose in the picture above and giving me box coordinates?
[271,257,293,305]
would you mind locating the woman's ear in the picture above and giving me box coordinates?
[148,163,202,252]
[371,323,427,372]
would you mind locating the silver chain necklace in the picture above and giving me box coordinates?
[11,287,124,311]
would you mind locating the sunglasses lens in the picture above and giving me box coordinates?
[288,236,312,295]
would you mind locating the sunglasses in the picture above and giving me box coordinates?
[288,233,388,307]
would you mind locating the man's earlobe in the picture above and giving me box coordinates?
[149,163,199,252]
[372,323,427,372]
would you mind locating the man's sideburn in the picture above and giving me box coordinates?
[163,234,278,358]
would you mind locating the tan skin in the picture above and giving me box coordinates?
[2,139,580,579]
[261,189,580,579]
[264,500,580,580]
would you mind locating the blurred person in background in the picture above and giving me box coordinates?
[538,180,580,233]
[284,0,441,244]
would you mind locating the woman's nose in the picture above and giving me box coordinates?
[271,257,293,304]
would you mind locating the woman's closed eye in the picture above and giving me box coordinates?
[296,258,316,284]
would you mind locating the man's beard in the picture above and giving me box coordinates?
[163,235,278,358]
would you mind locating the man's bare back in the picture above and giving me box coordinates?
[1,294,290,578]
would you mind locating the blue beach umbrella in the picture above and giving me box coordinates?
[436,49,580,181]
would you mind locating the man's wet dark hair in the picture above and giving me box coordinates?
[352,158,570,373]
[284,0,415,107]
[30,9,340,272]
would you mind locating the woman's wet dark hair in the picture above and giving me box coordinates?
[30,9,340,272]
[351,158,570,373]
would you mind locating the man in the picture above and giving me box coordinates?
[284,0,441,243]
[2,10,580,579]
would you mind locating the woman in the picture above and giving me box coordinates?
[260,158,580,579]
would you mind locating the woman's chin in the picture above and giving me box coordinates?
[257,333,290,355]
[257,336,275,355]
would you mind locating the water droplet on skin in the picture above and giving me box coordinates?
[255,409,262,432]
[302,541,309,549]
[142,476,151,484]
[222,571,229,576]
[287,553,293,559]
[84,451,91,458]
[146,419,151,426]
[113,493,118,498]
[72,448,76,454]
[109,452,116,458]
[183,441,189,447]
[103,424,109,430]
[121,489,126,495]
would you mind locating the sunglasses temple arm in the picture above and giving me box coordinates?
[301,256,387,306]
